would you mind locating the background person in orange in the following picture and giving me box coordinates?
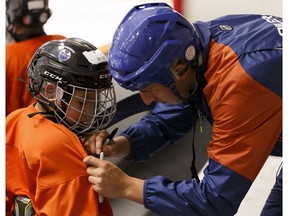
[6,0,65,116]
[6,38,116,215]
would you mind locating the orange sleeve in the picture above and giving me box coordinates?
[204,41,282,181]
[6,35,65,116]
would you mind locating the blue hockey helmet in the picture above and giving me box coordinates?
[108,3,201,91]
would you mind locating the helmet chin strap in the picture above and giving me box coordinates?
[169,83,190,102]
[27,101,55,119]
[169,66,199,102]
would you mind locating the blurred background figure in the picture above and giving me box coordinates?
[6,0,65,116]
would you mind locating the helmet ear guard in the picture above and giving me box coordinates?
[40,81,56,101]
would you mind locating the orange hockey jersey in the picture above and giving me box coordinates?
[6,104,113,216]
[6,34,65,116]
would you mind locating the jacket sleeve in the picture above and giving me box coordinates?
[144,158,251,216]
[122,102,194,161]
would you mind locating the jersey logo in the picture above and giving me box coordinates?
[261,15,283,36]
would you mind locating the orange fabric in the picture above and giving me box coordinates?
[204,40,282,181]
[6,105,113,216]
[6,34,65,116]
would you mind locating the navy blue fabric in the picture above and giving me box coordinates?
[122,102,194,161]
[144,159,251,216]
[261,166,282,216]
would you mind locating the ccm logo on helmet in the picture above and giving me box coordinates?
[99,74,111,79]
[43,71,63,81]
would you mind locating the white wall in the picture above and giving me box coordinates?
[45,0,172,52]
[183,0,282,22]
[46,0,282,46]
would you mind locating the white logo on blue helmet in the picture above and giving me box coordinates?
[185,45,196,61]
[58,48,71,62]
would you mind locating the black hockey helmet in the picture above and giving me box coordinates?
[28,38,116,137]
[6,0,51,41]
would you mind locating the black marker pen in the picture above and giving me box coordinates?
[99,127,118,203]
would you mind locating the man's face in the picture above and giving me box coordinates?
[139,83,182,105]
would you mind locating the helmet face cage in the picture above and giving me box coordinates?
[55,82,116,138]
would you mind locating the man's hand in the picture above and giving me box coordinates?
[83,130,116,156]
[83,155,144,204]
[83,132,131,158]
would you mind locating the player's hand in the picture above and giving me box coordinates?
[83,130,117,156]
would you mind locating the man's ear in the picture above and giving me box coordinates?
[43,82,56,100]
[172,59,189,80]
